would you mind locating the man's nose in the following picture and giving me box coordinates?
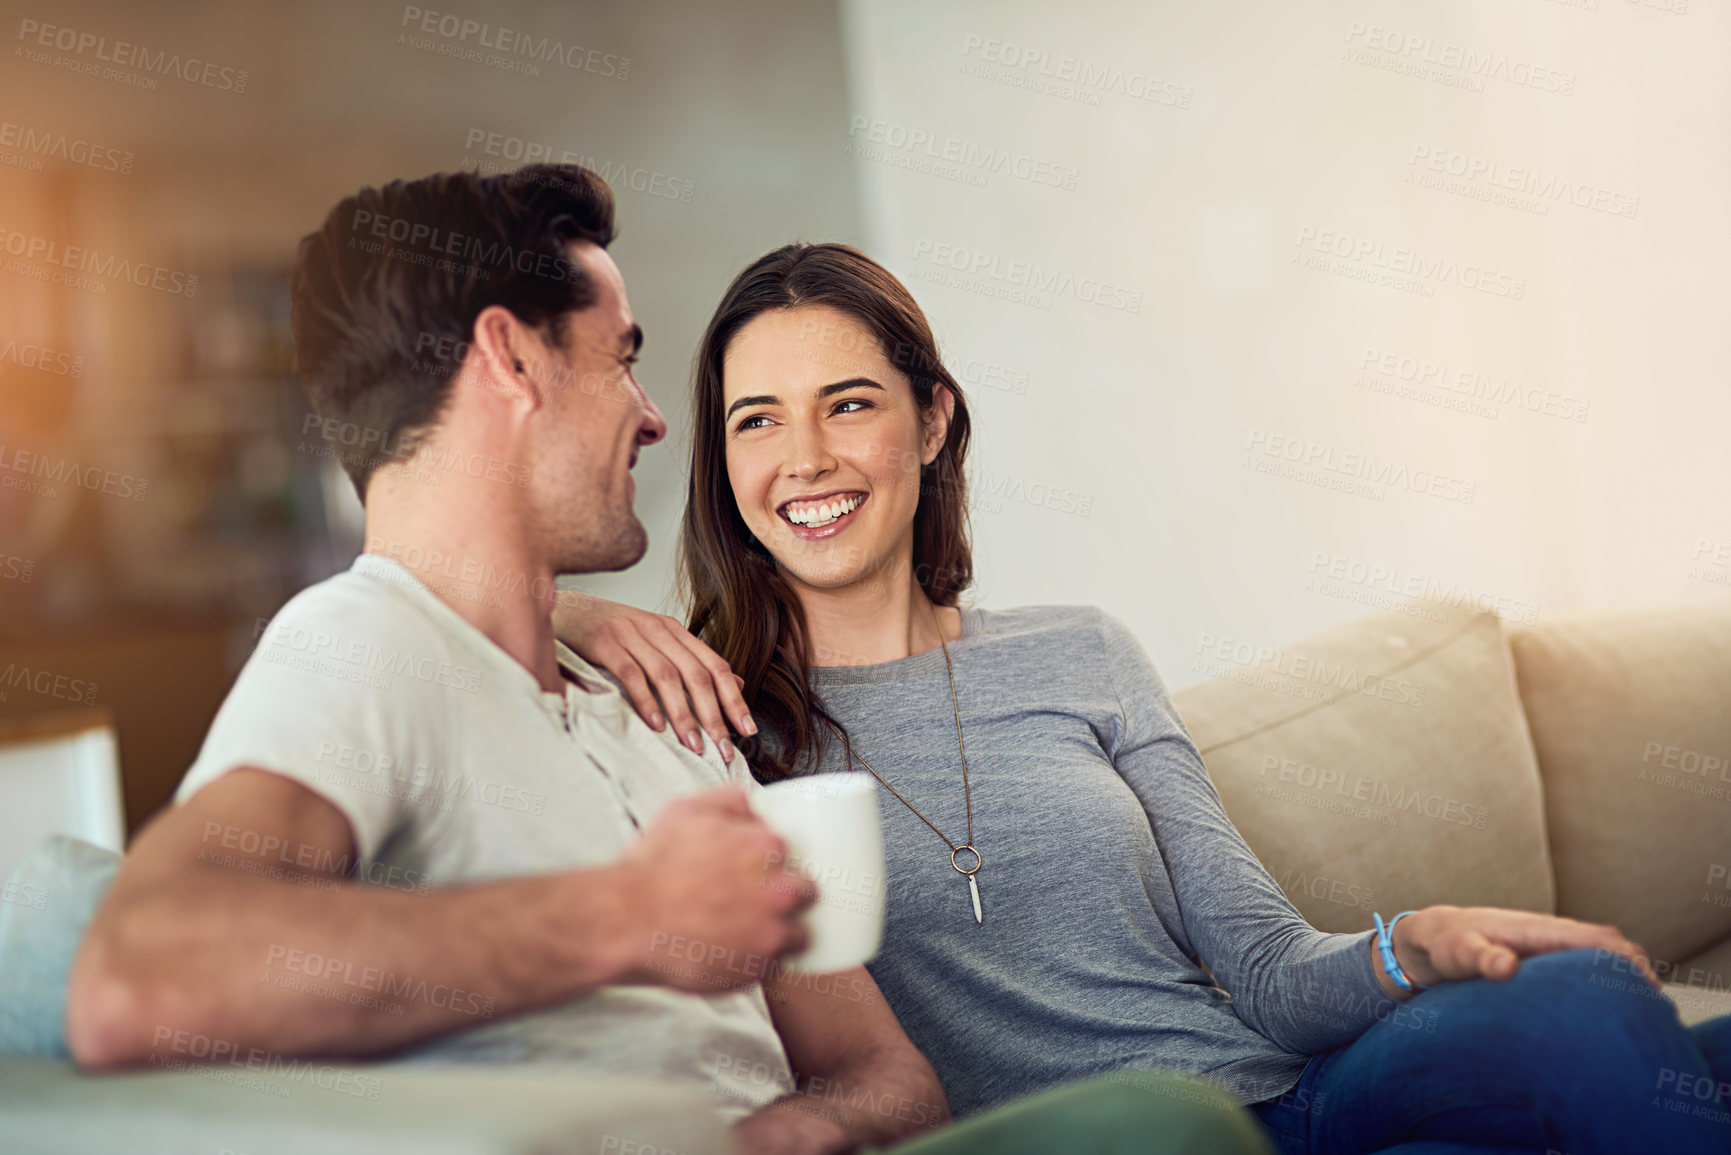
[632,375,667,445]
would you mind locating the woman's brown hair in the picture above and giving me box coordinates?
[678,243,973,782]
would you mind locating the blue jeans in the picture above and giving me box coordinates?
[1247,948,1731,1154]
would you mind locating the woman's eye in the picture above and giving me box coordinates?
[736,414,770,432]
[833,398,873,415]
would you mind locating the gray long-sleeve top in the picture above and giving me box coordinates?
[804,605,1404,1116]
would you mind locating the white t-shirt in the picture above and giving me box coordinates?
[175,553,794,1119]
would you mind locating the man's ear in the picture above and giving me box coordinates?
[468,304,546,408]
[921,383,956,465]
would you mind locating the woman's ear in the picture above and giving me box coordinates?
[921,384,956,465]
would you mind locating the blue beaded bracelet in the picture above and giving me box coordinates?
[1373,910,1427,992]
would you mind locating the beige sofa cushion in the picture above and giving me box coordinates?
[1171,607,1555,933]
[1508,605,1731,970]
[1671,935,1731,1026]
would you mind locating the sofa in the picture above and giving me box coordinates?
[3,601,1727,1152]
[1174,599,1731,1028]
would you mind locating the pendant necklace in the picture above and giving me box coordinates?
[845,601,984,924]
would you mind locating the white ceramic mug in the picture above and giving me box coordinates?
[749,772,885,973]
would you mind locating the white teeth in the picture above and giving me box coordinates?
[784,495,861,527]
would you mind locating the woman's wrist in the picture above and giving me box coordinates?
[1388,906,1451,992]
[1370,907,1443,998]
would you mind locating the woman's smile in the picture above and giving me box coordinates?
[779,490,868,538]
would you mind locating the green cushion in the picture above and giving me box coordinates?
[0,1055,728,1154]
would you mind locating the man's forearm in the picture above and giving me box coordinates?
[68,860,641,1068]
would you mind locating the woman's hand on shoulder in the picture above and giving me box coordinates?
[552,590,756,762]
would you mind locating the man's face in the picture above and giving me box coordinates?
[525,241,667,574]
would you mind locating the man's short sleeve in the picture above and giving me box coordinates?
[174,576,469,865]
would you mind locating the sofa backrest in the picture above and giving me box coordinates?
[1170,605,1556,934]
[1509,603,1731,977]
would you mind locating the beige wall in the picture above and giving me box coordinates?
[0,0,864,618]
[840,0,1731,676]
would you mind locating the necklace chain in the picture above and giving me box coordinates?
[844,601,977,871]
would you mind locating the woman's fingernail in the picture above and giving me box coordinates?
[649,712,664,730]
[721,739,736,762]
[686,730,703,753]
[741,715,758,736]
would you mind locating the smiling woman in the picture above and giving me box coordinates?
[554,238,1731,1149]
[678,243,974,784]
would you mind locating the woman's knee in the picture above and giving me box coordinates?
[1439,946,1682,1041]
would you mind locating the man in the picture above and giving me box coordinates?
[65,164,1270,1155]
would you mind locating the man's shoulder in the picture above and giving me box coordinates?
[243,562,491,696]
[256,561,448,651]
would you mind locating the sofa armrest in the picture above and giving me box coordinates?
[1665,983,1731,1030]
[0,1056,730,1155]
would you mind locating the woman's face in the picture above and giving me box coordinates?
[722,304,949,593]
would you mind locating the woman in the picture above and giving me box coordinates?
[555,242,1731,1154]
